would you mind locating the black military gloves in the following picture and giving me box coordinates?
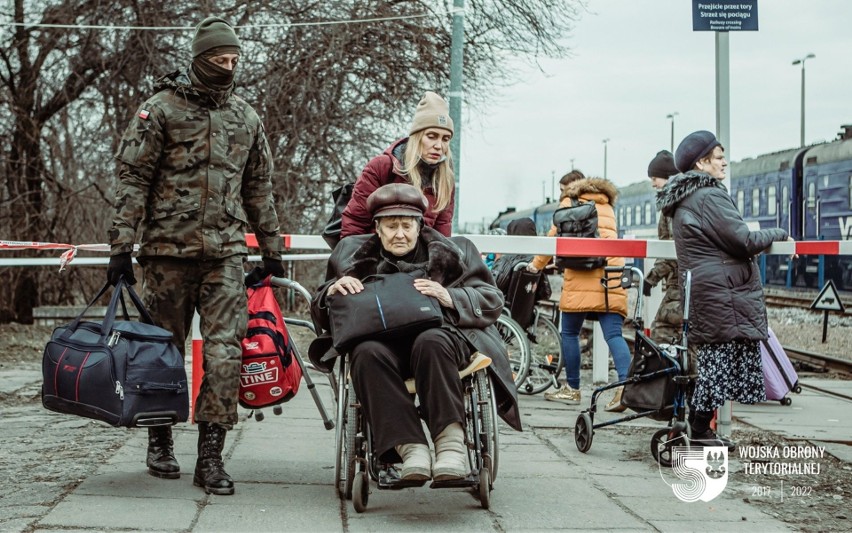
[107,252,136,286]
[245,257,286,287]
[262,257,286,278]
[642,280,653,297]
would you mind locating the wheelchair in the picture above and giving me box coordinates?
[333,351,500,512]
[502,262,563,394]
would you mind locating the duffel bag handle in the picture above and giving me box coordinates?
[64,277,157,339]
[103,278,156,328]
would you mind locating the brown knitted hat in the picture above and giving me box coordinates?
[409,91,454,136]
[367,184,429,219]
[192,17,241,58]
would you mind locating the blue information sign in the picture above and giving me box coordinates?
[693,0,759,31]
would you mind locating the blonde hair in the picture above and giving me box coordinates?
[398,130,455,212]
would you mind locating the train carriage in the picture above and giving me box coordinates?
[800,137,852,288]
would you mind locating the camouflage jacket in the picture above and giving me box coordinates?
[646,212,678,290]
[647,212,682,329]
[109,70,282,260]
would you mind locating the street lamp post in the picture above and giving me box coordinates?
[602,138,610,179]
[666,112,679,152]
[792,53,815,147]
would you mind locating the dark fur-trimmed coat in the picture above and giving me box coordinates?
[656,171,788,344]
[310,226,521,431]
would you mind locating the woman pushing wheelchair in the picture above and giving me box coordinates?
[310,183,521,482]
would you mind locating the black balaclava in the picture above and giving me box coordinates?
[191,46,240,92]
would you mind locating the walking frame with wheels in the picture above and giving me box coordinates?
[244,276,335,429]
[333,350,500,513]
[573,266,694,467]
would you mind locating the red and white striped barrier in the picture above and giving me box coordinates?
[5,234,850,420]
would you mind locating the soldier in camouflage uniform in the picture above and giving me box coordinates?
[107,17,284,496]
[644,151,697,375]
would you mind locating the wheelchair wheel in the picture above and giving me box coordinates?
[495,314,531,389]
[650,427,688,468]
[334,361,356,499]
[478,465,492,510]
[574,412,593,453]
[352,471,369,513]
[474,371,500,482]
[520,311,562,395]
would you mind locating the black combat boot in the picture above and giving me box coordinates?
[146,426,180,479]
[193,422,234,495]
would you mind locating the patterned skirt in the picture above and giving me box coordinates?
[691,339,766,411]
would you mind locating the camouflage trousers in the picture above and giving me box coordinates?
[138,255,247,428]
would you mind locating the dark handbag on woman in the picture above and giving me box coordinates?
[42,278,189,428]
[326,272,443,351]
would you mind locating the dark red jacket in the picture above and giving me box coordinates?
[341,138,454,238]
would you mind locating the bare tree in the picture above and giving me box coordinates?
[0,0,583,322]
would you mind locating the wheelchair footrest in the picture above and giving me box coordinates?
[430,473,478,489]
[377,469,428,490]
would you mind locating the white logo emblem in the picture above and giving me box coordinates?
[668,446,729,502]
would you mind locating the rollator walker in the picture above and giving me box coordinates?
[574,266,694,467]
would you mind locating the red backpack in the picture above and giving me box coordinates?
[239,278,302,409]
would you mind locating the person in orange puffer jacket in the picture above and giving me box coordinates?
[527,176,630,411]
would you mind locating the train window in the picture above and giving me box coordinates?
[752,188,760,216]
[736,190,745,215]
[807,182,816,210]
[618,207,623,227]
[782,185,789,215]
[767,185,776,216]
[849,175,852,206]
[626,207,632,227]
[634,205,642,225]
[644,202,652,225]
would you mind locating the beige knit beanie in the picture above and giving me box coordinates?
[409,91,454,136]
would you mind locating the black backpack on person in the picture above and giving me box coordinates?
[552,198,607,271]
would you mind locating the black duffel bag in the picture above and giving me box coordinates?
[42,278,189,427]
[326,272,443,351]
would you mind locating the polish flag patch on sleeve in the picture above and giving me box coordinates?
[138,109,150,120]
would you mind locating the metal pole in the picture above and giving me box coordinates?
[792,54,813,148]
[715,30,732,440]
[666,112,678,152]
[670,119,674,152]
[602,138,610,179]
[449,0,464,233]
[800,62,805,147]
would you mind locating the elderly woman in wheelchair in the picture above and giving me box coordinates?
[310,183,521,483]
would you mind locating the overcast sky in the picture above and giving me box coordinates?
[456,0,852,229]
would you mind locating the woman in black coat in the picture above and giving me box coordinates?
[656,130,792,448]
[311,183,520,482]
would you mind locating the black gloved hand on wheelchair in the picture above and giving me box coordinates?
[245,256,286,287]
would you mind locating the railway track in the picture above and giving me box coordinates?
[763,287,852,314]
[784,345,852,376]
